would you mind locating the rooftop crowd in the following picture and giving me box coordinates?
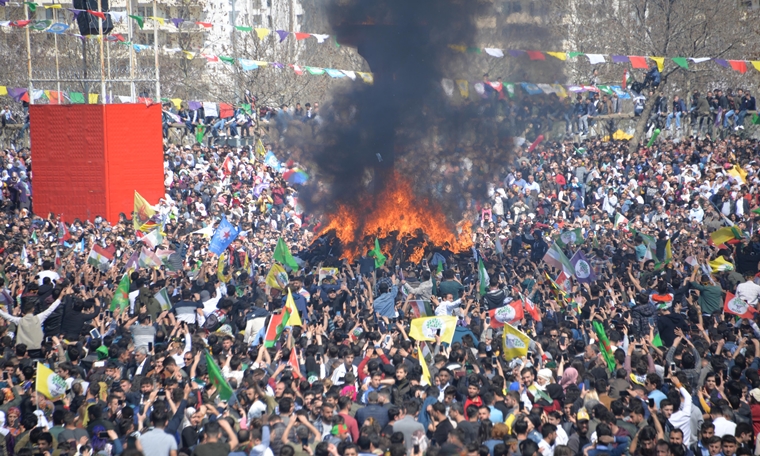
[0,78,759,456]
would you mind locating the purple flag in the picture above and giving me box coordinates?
[276,30,288,42]
[714,59,728,68]
[68,8,82,19]
[611,55,629,63]
[188,101,201,110]
[508,50,525,57]
[0,0,7,6]
[271,62,284,69]
[171,18,184,28]
[570,250,596,284]
[8,88,27,102]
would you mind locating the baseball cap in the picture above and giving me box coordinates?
[331,424,348,436]
[750,388,760,402]
[577,408,590,422]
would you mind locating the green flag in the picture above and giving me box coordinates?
[155,287,171,311]
[129,15,144,29]
[652,332,663,348]
[369,238,386,269]
[110,274,130,311]
[204,352,234,401]
[195,125,206,144]
[555,228,583,248]
[219,56,235,65]
[273,237,299,270]
[70,92,85,104]
[241,103,252,115]
[235,25,252,32]
[25,2,37,12]
[671,57,689,69]
[592,321,616,373]
[478,258,489,297]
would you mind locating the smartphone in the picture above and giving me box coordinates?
[435,329,441,336]
[485,316,491,325]
[422,259,428,268]
[98,431,109,439]
[89,328,101,339]
[491,356,497,364]
[559,336,566,345]
[635,344,642,350]
[565,315,573,321]
[455,273,461,281]
[413,444,420,454]
[2,372,7,381]
[670,362,676,371]
[629,335,635,343]
[148,342,153,352]
[384,335,392,345]
[648,398,655,408]
[316,353,322,362]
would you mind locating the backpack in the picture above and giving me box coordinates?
[204,310,224,332]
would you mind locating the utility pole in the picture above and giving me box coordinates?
[153,0,160,100]
[24,3,33,105]
[231,0,239,102]
[98,0,106,104]
[126,0,136,101]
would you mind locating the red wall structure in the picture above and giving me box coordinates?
[30,104,165,224]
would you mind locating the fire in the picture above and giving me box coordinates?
[319,173,473,264]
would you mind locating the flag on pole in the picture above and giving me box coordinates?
[133,191,158,232]
[613,212,629,231]
[156,287,172,311]
[545,271,568,307]
[724,292,757,319]
[710,226,744,246]
[488,300,524,327]
[287,347,301,378]
[592,321,616,373]
[273,237,299,270]
[87,245,113,270]
[57,221,71,244]
[368,238,387,269]
[542,242,575,276]
[521,291,541,321]
[570,250,596,284]
[264,313,285,348]
[110,274,130,311]
[255,138,266,156]
[204,352,234,401]
[409,316,458,344]
[36,363,67,401]
[265,263,289,290]
[282,288,303,327]
[501,323,530,360]
[140,228,163,249]
[478,258,490,297]
[709,256,734,272]
[138,247,162,269]
[209,215,239,255]
[555,228,583,248]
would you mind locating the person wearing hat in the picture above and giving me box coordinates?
[567,408,591,455]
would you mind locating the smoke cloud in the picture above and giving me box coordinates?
[300,0,512,225]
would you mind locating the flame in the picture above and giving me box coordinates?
[319,173,473,263]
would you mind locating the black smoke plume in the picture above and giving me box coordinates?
[301,0,511,223]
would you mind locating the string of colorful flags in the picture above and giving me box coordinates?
[450,46,759,74]
[0,1,340,45]
[0,76,629,107]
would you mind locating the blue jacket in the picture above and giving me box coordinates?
[373,286,398,318]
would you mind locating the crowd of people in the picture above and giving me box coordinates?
[0,85,759,456]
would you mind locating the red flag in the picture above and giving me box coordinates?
[729,60,748,74]
[291,64,303,75]
[11,20,31,27]
[628,56,648,69]
[58,221,71,244]
[488,300,524,328]
[294,32,310,40]
[20,92,29,103]
[222,155,233,176]
[724,292,756,319]
[527,51,545,61]
[288,347,301,378]
[622,70,628,89]
[522,294,540,321]
[87,10,106,20]
[264,313,284,347]
[196,21,213,28]
[218,103,234,119]
[528,134,544,153]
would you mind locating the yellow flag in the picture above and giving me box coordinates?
[149,16,165,26]
[44,4,62,8]
[217,253,231,283]
[419,352,432,386]
[709,256,734,273]
[710,226,742,246]
[255,28,270,40]
[0,86,6,96]
[752,61,760,72]
[133,190,157,232]
[170,98,182,110]
[36,363,66,401]
[285,288,302,326]
[551,84,568,98]
[502,323,530,360]
[255,138,266,156]
[89,93,98,104]
[183,51,195,60]
[650,56,664,72]
[409,316,457,344]
[546,51,567,61]
[253,61,269,67]
[456,79,469,98]
[448,44,466,53]
[728,164,747,184]
[266,263,289,290]
[357,72,374,84]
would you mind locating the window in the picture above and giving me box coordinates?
[251,14,261,25]
[266,0,272,7]
[505,1,522,13]
[137,6,151,17]
[267,15,272,27]
[140,31,154,44]
[44,8,55,20]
